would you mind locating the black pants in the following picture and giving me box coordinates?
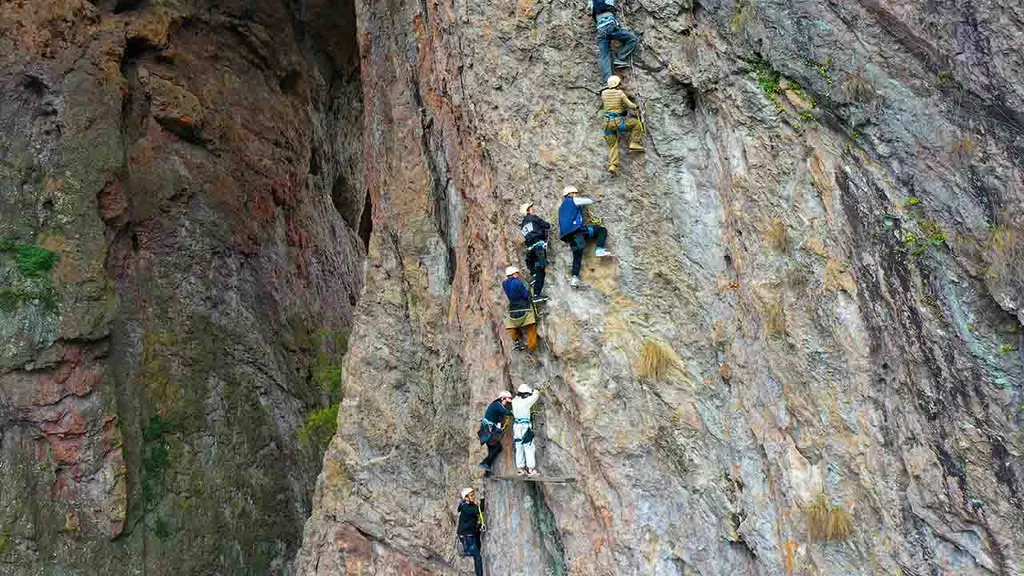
[525,243,547,296]
[461,534,484,576]
[481,439,502,469]
[567,226,607,277]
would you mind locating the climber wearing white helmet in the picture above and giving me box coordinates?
[601,75,644,176]
[558,185,612,288]
[512,384,542,476]
[456,487,485,576]
[477,390,513,476]
[502,266,539,351]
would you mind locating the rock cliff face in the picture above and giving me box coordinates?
[296,0,1024,575]
[0,1,366,573]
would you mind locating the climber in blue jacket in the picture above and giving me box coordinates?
[558,185,611,287]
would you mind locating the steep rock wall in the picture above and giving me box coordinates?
[0,0,366,573]
[297,0,1023,575]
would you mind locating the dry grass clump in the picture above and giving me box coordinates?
[806,493,854,542]
[950,137,978,165]
[842,71,874,102]
[636,339,683,381]
[765,218,789,252]
[985,226,1024,293]
[762,302,786,338]
[730,0,755,33]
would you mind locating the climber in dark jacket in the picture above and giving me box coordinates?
[457,487,485,576]
[558,185,611,288]
[519,202,551,302]
[502,266,538,351]
[477,391,513,475]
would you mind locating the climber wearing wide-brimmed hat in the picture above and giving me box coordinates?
[477,391,513,476]
[587,0,638,82]
[456,487,485,576]
[502,266,539,351]
[601,75,644,176]
[558,185,612,288]
[519,201,552,302]
[512,384,542,477]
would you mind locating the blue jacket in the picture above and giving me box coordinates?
[483,399,512,425]
[558,197,585,240]
[502,277,531,303]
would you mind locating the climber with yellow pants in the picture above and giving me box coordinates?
[601,75,644,176]
[512,384,541,476]
[502,266,538,351]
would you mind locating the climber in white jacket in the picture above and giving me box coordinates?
[512,384,541,476]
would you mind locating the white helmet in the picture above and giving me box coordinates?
[607,75,621,89]
[498,390,513,400]
[562,185,578,197]
[505,266,519,277]
[520,202,534,216]
[461,487,474,499]
[517,384,533,395]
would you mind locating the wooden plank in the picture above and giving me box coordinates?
[488,475,575,483]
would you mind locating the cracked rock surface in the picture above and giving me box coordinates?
[296,0,1023,575]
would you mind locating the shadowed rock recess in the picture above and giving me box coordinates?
[0,0,365,573]
[295,0,1024,575]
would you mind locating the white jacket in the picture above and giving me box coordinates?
[511,390,540,421]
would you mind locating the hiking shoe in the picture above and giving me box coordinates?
[608,166,618,176]
[613,60,630,68]
[512,340,525,351]
[570,276,580,288]
[595,248,613,258]
[516,468,527,476]
[532,295,548,303]
[527,469,540,477]
[629,144,646,152]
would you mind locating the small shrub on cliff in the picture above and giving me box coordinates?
[298,403,340,454]
[730,0,755,33]
[636,340,683,381]
[806,493,853,542]
[950,137,978,165]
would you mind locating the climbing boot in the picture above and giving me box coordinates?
[570,276,580,288]
[595,248,613,258]
[613,59,630,68]
[629,143,645,152]
[608,165,618,176]
[527,468,540,477]
[532,294,548,304]
[516,468,527,476]
[512,340,525,351]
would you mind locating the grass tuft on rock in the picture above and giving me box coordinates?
[636,340,683,381]
[806,493,853,542]
[765,218,788,252]
[0,240,59,277]
[762,303,786,338]
[842,71,874,101]
[984,226,1023,292]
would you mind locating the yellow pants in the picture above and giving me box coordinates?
[604,117,644,172]
[507,324,538,351]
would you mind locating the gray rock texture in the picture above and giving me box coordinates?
[296,0,1024,575]
[0,1,365,573]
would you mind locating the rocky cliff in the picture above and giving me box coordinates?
[295,0,1024,575]
[0,1,366,573]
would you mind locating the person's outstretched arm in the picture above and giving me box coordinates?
[573,196,595,206]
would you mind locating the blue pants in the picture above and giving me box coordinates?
[567,226,608,277]
[460,535,484,576]
[597,23,638,81]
